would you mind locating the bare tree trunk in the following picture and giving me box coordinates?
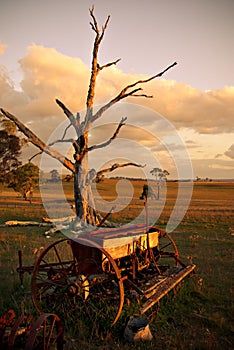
[73,132,99,226]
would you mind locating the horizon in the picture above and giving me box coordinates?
[0,0,234,179]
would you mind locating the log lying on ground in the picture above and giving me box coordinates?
[1,220,53,227]
[42,216,75,224]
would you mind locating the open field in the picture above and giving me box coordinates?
[0,180,233,349]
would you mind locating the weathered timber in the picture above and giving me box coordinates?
[85,224,160,259]
[140,264,196,314]
[3,220,53,227]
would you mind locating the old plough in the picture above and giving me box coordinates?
[16,223,195,336]
[0,309,64,349]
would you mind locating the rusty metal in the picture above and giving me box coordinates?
[7,313,33,349]
[30,238,124,329]
[0,311,63,350]
[24,313,64,350]
[97,205,116,227]
[17,224,196,332]
[16,250,35,285]
[0,309,16,347]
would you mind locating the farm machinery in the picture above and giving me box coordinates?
[2,222,196,348]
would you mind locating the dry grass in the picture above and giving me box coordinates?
[0,180,233,349]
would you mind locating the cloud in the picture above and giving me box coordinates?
[19,45,90,113]
[141,81,234,134]
[215,153,222,159]
[0,45,234,142]
[192,158,234,179]
[0,43,7,55]
[224,144,234,159]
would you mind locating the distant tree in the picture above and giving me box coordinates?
[162,169,170,180]
[0,129,22,183]
[150,168,169,199]
[0,117,28,183]
[64,174,74,182]
[150,167,162,182]
[50,169,60,183]
[7,163,40,203]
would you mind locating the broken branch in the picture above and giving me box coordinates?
[56,99,80,132]
[98,58,121,71]
[0,108,75,173]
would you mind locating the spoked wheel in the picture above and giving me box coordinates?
[31,239,79,317]
[151,232,185,274]
[31,237,124,333]
[71,237,125,333]
[24,313,64,350]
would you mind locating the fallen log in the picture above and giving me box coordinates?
[42,216,75,224]
[2,220,53,227]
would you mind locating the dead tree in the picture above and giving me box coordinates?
[1,8,176,227]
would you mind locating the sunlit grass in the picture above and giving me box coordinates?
[0,181,233,348]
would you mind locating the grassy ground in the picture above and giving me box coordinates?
[0,180,233,349]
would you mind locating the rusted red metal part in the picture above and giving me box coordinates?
[16,223,195,332]
[17,250,35,285]
[24,313,64,350]
[0,309,16,346]
[72,237,125,326]
[7,313,33,349]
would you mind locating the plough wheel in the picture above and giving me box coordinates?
[73,237,125,331]
[31,239,77,315]
[31,238,124,331]
[24,313,64,350]
[152,232,183,270]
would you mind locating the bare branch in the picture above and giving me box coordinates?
[48,138,74,147]
[131,93,153,98]
[87,117,127,152]
[61,122,72,140]
[76,112,80,125]
[83,62,177,130]
[28,151,42,163]
[56,99,80,132]
[124,61,177,89]
[97,162,145,177]
[99,15,110,43]
[84,8,111,132]
[89,6,99,33]
[98,58,121,71]
[0,108,75,173]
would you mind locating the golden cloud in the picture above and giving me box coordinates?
[224,144,234,159]
[0,45,234,138]
[0,43,7,56]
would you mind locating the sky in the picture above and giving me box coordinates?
[0,0,234,180]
